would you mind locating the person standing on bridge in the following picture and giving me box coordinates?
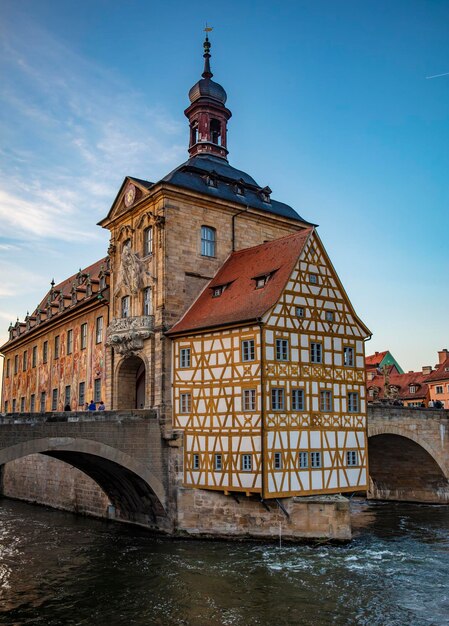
[88,400,96,411]
[98,401,105,411]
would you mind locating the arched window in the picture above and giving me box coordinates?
[201,226,216,257]
[210,119,221,145]
[190,121,198,145]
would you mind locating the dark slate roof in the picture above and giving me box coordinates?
[129,177,154,189]
[161,155,311,224]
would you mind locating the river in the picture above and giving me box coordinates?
[0,498,448,625]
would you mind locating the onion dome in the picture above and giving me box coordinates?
[188,35,227,105]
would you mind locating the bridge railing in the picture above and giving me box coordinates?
[0,409,158,425]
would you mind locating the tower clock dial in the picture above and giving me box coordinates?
[124,184,136,207]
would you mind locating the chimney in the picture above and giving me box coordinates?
[422,366,432,376]
[438,349,449,365]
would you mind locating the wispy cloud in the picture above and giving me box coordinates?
[0,16,184,244]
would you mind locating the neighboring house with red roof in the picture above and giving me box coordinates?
[168,228,371,498]
[424,349,449,408]
[366,368,430,407]
[365,350,404,375]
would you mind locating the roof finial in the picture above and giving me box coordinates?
[202,24,213,79]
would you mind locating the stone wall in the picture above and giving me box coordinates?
[1,454,110,517]
[176,488,351,541]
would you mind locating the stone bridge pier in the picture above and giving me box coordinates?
[367,405,449,504]
[0,410,178,531]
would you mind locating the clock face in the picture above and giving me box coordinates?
[124,184,136,207]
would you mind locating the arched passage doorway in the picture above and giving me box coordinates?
[116,355,146,409]
[368,434,449,503]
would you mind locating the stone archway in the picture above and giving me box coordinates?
[368,433,449,503]
[116,355,146,409]
[0,437,167,528]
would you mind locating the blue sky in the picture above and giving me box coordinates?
[0,0,448,371]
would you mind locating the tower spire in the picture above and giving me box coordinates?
[185,28,232,160]
[202,27,213,79]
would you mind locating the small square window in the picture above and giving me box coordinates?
[212,286,225,297]
[295,307,304,318]
[255,276,267,289]
[309,273,318,284]
[180,348,191,368]
[241,454,252,472]
[347,450,359,466]
[325,311,334,322]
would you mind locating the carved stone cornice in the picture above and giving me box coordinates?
[106,315,154,357]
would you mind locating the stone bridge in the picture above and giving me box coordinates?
[0,410,176,530]
[367,405,449,504]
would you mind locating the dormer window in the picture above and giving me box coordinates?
[212,285,225,298]
[409,385,417,394]
[71,288,77,306]
[234,184,244,196]
[259,186,272,203]
[86,281,92,297]
[205,174,217,188]
[254,273,272,289]
[99,275,106,290]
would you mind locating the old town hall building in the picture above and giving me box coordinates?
[1,36,370,503]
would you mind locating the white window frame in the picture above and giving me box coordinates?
[311,451,322,468]
[96,316,103,344]
[201,226,216,257]
[67,329,73,355]
[180,393,191,414]
[144,226,153,256]
[276,338,289,361]
[344,346,354,367]
[320,390,332,412]
[348,392,359,413]
[214,454,223,471]
[241,454,252,472]
[295,306,304,318]
[192,454,200,470]
[436,385,443,394]
[121,296,130,318]
[81,323,87,350]
[299,451,309,468]
[346,450,359,466]
[241,339,255,362]
[243,389,256,411]
[292,388,305,411]
[310,342,322,364]
[271,388,285,411]
[180,348,191,368]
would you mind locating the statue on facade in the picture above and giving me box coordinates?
[115,244,147,296]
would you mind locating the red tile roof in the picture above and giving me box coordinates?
[365,351,388,367]
[167,228,313,335]
[424,357,449,383]
[35,258,107,313]
[367,370,429,401]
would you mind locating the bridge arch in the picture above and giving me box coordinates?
[368,428,449,503]
[0,437,167,527]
